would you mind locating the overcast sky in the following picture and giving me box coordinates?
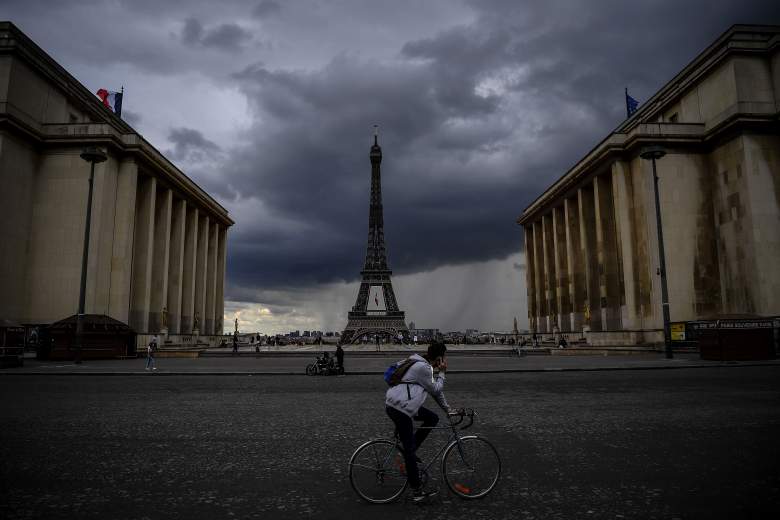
[5,1,779,334]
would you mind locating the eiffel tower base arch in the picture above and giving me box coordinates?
[341,313,409,345]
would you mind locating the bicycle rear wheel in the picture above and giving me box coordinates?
[442,436,501,499]
[349,439,408,503]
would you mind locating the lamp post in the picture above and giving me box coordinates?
[640,145,673,359]
[75,147,107,364]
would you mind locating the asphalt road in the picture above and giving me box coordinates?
[1,367,778,519]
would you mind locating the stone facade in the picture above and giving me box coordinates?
[518,25,780,336]
[0,22,233,335]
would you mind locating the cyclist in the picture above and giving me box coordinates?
[385,341,452,502]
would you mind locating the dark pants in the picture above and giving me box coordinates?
[385,405,439,489]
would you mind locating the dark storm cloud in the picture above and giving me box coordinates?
[219,54,555,292]
[214,0,780,301]
[180,18,252,52]
[166,127,222,163]
[252,0,282,19]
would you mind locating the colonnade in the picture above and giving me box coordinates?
[129,174,227,335]
[524,170,628,334]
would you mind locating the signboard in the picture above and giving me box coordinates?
[670,322,686,341]
[692,319,774,330]
[366,285,386,315]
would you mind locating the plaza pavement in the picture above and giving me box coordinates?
[2,367,779,519]
[4,347,778,375]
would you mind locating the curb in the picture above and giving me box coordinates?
[2,361,779,376]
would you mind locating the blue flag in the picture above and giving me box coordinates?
[625,88,638,117]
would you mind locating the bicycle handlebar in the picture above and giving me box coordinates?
[447,408,475,430]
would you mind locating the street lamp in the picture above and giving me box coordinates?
[75,146,107,364]
[640,145,673,359]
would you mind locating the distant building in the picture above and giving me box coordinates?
[518,25,780,343]
[410,328,439,341]
[0,22,233,337]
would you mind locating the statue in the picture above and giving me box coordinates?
[234,317,239,334]
[161,307,168,328]
[583,303,591,336]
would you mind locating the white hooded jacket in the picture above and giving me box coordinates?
[385,354,450,417]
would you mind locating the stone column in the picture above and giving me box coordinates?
[532,220,546,332]
[88,158,116,315]
[542,213,557,333]
[149,188,172,333]
[180,207,199,333]
[194,214,210,333]
[552,205,570,331]
[129,176,156,332]
[612,160,638,329]
[594,174,623,330]
[205,220,218,335]
[578,185,601,331]
[524,225,537,333]
[564,196,584,332]
[216,225,227,336]
[167,198,186,334]
[108,159,138,323]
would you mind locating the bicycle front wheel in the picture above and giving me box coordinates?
[442,436,501,499]
[348,439,408,503]
[306,364,316,375]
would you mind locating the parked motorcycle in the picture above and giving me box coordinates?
[305,354,344,376]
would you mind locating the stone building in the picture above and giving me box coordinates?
[517,25,780,343]
[0,22,233,338]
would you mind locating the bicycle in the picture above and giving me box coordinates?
[348,408,501,503]
[305,356,344,376]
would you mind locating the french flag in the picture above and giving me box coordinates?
[96,88,123,117]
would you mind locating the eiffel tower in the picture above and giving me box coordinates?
[341,130,409,344]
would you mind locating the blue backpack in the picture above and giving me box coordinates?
[383,358,419,387]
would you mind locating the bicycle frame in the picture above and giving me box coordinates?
[394,411,475,475]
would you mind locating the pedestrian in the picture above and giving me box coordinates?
[558,335,568,349]
[145,336,157,371]
[375,334,381,351]
[336,343,344,373]
[532,331,538,347]
[232,333,239,356]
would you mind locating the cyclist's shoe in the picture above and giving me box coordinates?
[411,487,438,503]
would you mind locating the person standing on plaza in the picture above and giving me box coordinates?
[145,335,157,371]
[336,343,345,373]
[232,333,239,356]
